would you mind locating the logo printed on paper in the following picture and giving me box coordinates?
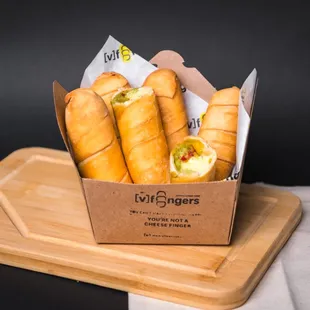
[134,191,200,208]
[200,112,206,123]
[181,85,187,93]
[225,172,240,181]
[103,49,120,63]
[102,46,134,64]
[187,117,201,130]
[119,44,133,62]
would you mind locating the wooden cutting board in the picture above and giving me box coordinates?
[0,147,302,310]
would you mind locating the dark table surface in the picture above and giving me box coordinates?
[1,1,309,309]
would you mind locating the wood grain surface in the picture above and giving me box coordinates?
[0,147,302,309]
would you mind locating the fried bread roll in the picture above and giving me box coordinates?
[111,87,170,184]
[143,68,189,151]
[198,86,240,180]
[65,88,132,183]
[170,136,217,183]
[90,72,131,134]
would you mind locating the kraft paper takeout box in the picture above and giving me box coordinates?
[53,50,258,245]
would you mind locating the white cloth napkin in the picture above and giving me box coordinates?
[129,184,310,310]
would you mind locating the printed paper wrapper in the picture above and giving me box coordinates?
[80,35,257,180]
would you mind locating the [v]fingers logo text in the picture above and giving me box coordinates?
[134,191,200,208]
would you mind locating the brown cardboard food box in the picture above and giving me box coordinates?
[53,50,258,245]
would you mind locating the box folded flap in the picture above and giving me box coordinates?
[53,81,70,152]
[150,50,216,102]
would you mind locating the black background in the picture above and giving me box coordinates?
[1,1,309,309]
[1,0,310,186]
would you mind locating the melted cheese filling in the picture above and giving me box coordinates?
[173,140,214,176]
[111,87,153,106]
[178,154,214,176]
